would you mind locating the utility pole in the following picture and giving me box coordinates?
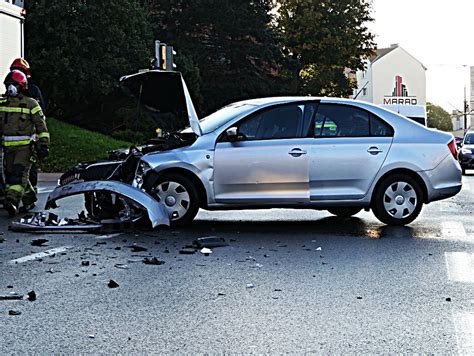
[464,86,468,134]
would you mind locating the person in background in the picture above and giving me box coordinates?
[0,70,49,216]
[9,58,46,201]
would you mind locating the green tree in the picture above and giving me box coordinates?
[277,0,375,96]
[147,0,285,113]
[25,0,153,119]
[427,102,453,131]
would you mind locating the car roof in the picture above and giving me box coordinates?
[234,96,384,109]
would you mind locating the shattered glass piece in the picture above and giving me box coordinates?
[31,239,49,247]
[0,294,23,300]
[114,264,129,269]
[26,291,36,302]
[193,236,228,248]
[130,245,147,252]
[246,283,255,289]
[143,257,165,265]
[107,280,119,288]
[200,248,212,255]
[179,248,196,255]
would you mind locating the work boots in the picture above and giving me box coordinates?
[3,200,19,217]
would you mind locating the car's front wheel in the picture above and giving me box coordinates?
[149,173,200,226]
[372,174,423,226]
[327,207,362,218]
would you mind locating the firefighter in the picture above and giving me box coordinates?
[10,58,45,112]
[9,58,45,194]
[0,70,49,216]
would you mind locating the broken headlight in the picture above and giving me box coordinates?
[133,160,151,189]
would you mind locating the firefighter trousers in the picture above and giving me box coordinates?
[4,145,37,207]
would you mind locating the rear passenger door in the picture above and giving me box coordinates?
[308,103,393,201]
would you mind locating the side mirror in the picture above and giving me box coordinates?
[226,127,238,141]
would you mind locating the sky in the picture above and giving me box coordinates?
[369,0,474,113]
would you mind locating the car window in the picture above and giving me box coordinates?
[370,114,394,137]
[314,104,393,138]
[237,104,303,141]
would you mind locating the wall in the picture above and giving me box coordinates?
[372,47,426,106]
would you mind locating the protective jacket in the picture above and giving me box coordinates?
[0,94,49,149]
[26,79,46,114]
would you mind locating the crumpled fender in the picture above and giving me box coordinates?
[45,181,170,227]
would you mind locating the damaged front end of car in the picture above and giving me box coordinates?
[29,70,203,232]
[10,181,170,232]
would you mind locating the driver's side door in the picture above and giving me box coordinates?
[213,103,313,204]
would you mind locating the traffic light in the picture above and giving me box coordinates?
[154,40,177,71]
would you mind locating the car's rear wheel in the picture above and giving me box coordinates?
[372,174,423,226]
[327,207,362,218]
[149,173,200,226]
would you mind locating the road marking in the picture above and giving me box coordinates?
[441,221,468,241]
[462,183,470,191]
[453,312,474,355]
[8,246,72,265]
[444,252,474,283]
[95,233,122,239]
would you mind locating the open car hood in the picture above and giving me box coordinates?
[119,70,202,136]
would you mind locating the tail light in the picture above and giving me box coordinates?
[448,139,458,160]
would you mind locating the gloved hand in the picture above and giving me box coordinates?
[35,144,49,160]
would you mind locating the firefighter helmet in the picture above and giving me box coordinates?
[10,58,31,77]
[4,70,29,91]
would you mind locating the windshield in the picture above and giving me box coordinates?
[182,103,256,135]
[464,133,474,145]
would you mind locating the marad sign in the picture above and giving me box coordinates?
[383,75,418,105]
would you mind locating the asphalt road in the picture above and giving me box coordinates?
[0,175,473,353]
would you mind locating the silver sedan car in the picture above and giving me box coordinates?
[130,72,461,226]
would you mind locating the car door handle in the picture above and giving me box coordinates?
[367,146,383,155]
[288,148,307,157]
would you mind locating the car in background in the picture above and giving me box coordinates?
[124,71,462,226]
[459,131,474,175]
[454,136,464,150]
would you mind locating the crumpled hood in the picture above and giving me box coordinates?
[119,70,202,136]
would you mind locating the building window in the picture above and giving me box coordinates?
[362,88,367,96]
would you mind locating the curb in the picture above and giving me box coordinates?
[38,173,62,183]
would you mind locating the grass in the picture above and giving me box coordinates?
[39,118,131,172]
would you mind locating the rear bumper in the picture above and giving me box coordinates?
[429,184,462,202]
[422,154,462,203]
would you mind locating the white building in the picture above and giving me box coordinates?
[0,0,24,84]
[353,44,426,108]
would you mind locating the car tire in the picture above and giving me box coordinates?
[149,173,200,227]
[327,207,362,218]
[372,174,423,226]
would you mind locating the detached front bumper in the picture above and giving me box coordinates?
[46,180,170,228]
